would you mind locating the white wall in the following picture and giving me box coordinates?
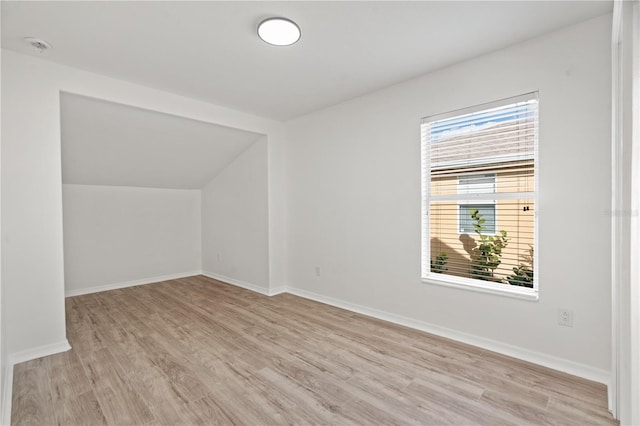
[284,15,612,377]
[612,0,640,422]
[62,185,201,295]
[629,1,640,420]
[1,51,68,356]
[202,139,270,291]
[1,48,285,358]
[0,28,5,421]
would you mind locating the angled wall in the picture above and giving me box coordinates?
[0,48,285,359]
[201,138,270,292]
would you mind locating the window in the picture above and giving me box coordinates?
[458,174,496,234]
[421,93,538,298]
[459,204,495,234]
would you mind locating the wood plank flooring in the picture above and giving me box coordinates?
[12,275,617,425]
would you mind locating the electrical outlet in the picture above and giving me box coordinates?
[315,266,321,277]
[557,308,574,327]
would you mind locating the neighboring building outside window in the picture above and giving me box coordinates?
[458,174,496,234]
[421,93,538,298]
[459,203,495,234]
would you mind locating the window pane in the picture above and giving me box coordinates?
[458,174,496,196]
[459,204,496,234]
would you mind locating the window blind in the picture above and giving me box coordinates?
[421,93,538,293]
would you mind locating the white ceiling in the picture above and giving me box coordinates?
[61,93,263,189]
[2,1,612,121]
[8,1,613,190]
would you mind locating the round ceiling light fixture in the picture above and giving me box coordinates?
[257,17,301,46]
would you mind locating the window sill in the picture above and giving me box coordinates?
[422,274,539,301]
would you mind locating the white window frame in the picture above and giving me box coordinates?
[421,93,539,301]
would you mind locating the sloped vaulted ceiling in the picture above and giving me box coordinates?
[61,94,264,190]
[7,1,612,189]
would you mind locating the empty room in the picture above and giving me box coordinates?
[1,1,638,425]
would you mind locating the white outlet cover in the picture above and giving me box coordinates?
[557,308,574,327]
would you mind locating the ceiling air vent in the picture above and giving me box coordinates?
[23,37,51,52]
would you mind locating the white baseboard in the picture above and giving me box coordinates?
[285,287,610,386]
[65,271,202,297]
[198,274,609,385]
[1,364,13,426]
[2,339,72,425]
[8,339,71,366]
[269,286,287,296]
[65,272,608,387]
[201,271,273,296]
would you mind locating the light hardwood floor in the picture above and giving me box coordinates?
[12,275,617,425]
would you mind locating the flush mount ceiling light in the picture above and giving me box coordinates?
[257,17,301,46]
[24,37,52,53]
